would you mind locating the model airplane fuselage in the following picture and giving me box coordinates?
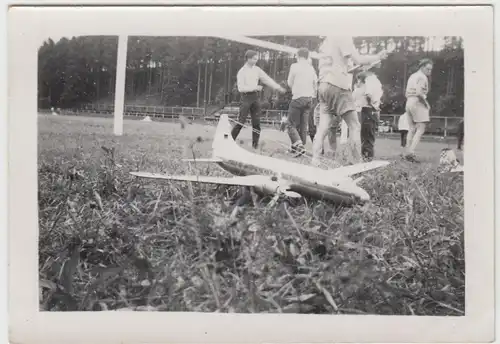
[130,114,390,205]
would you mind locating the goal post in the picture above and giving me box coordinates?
[114,35,128,136]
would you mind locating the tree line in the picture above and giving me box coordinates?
[38,35,464,116]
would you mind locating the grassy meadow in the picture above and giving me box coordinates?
[38,114,464,315]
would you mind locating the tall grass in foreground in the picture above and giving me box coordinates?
[38,116,464,315]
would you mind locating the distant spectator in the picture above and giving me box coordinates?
[398,112,410,147]
[457,118,464,150]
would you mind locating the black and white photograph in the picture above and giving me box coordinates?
[8,5,494,344]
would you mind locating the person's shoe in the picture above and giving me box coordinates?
[293,144,306,158]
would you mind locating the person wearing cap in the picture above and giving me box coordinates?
[312,36,388,166]
[402,58,433,163]
[232,50,286,149]
[285,47,318,157]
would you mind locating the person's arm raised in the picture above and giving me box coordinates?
[339,37,388,66]
[258,67,286,93]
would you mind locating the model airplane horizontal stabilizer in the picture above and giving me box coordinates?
[331,160,391,178]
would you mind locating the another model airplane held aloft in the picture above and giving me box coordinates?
[130,114,391,207]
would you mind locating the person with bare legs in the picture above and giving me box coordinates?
[312,36,387,166]
[403,58,433,163]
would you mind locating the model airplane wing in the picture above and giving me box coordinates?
[331,160,391,177]
[130,172,271,187]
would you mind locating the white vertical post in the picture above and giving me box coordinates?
[114,35,128,136]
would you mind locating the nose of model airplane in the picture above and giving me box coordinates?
[357,187,370,202]
[336,181,371,203]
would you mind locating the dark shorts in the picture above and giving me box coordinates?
[318,82,357,118]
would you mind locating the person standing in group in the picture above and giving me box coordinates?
[285,48,318,157]
[352,71,383,160]
[231,50,286,149]
[402,58,433,163]
[398,112,410,148]
[312,36,388,166]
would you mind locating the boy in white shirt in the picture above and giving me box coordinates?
[232,50,286,149]
[353,71,383,160]
[285,48,318,156]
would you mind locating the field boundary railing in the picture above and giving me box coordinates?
[41,103,464,137]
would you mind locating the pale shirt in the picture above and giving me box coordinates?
[352,85,366,112]
[405,70,429,99]
[398,112,410,131]
[237,64,281,93]
[352,74,383,111]
[318,36,357,90]
[287,59,318,99]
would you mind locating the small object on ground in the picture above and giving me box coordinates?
[439,148,464,173]
[142,116,152,122]
[402,153,421,163]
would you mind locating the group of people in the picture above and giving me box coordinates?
[231,36,437,165]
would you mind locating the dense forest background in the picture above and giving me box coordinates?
[38,36,464,116]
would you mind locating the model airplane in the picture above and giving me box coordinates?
[130,114,391,210]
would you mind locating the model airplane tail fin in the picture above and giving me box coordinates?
[212,113,239,154]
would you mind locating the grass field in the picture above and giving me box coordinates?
[38,114,464,315]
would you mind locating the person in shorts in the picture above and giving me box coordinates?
[312,36,388,166]
[402,58,433,163]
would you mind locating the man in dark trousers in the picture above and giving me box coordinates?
[285,49,318,156]
[353,71,383,160]
[231,50,286,149]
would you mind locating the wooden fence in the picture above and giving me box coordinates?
[46,103,464,137]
